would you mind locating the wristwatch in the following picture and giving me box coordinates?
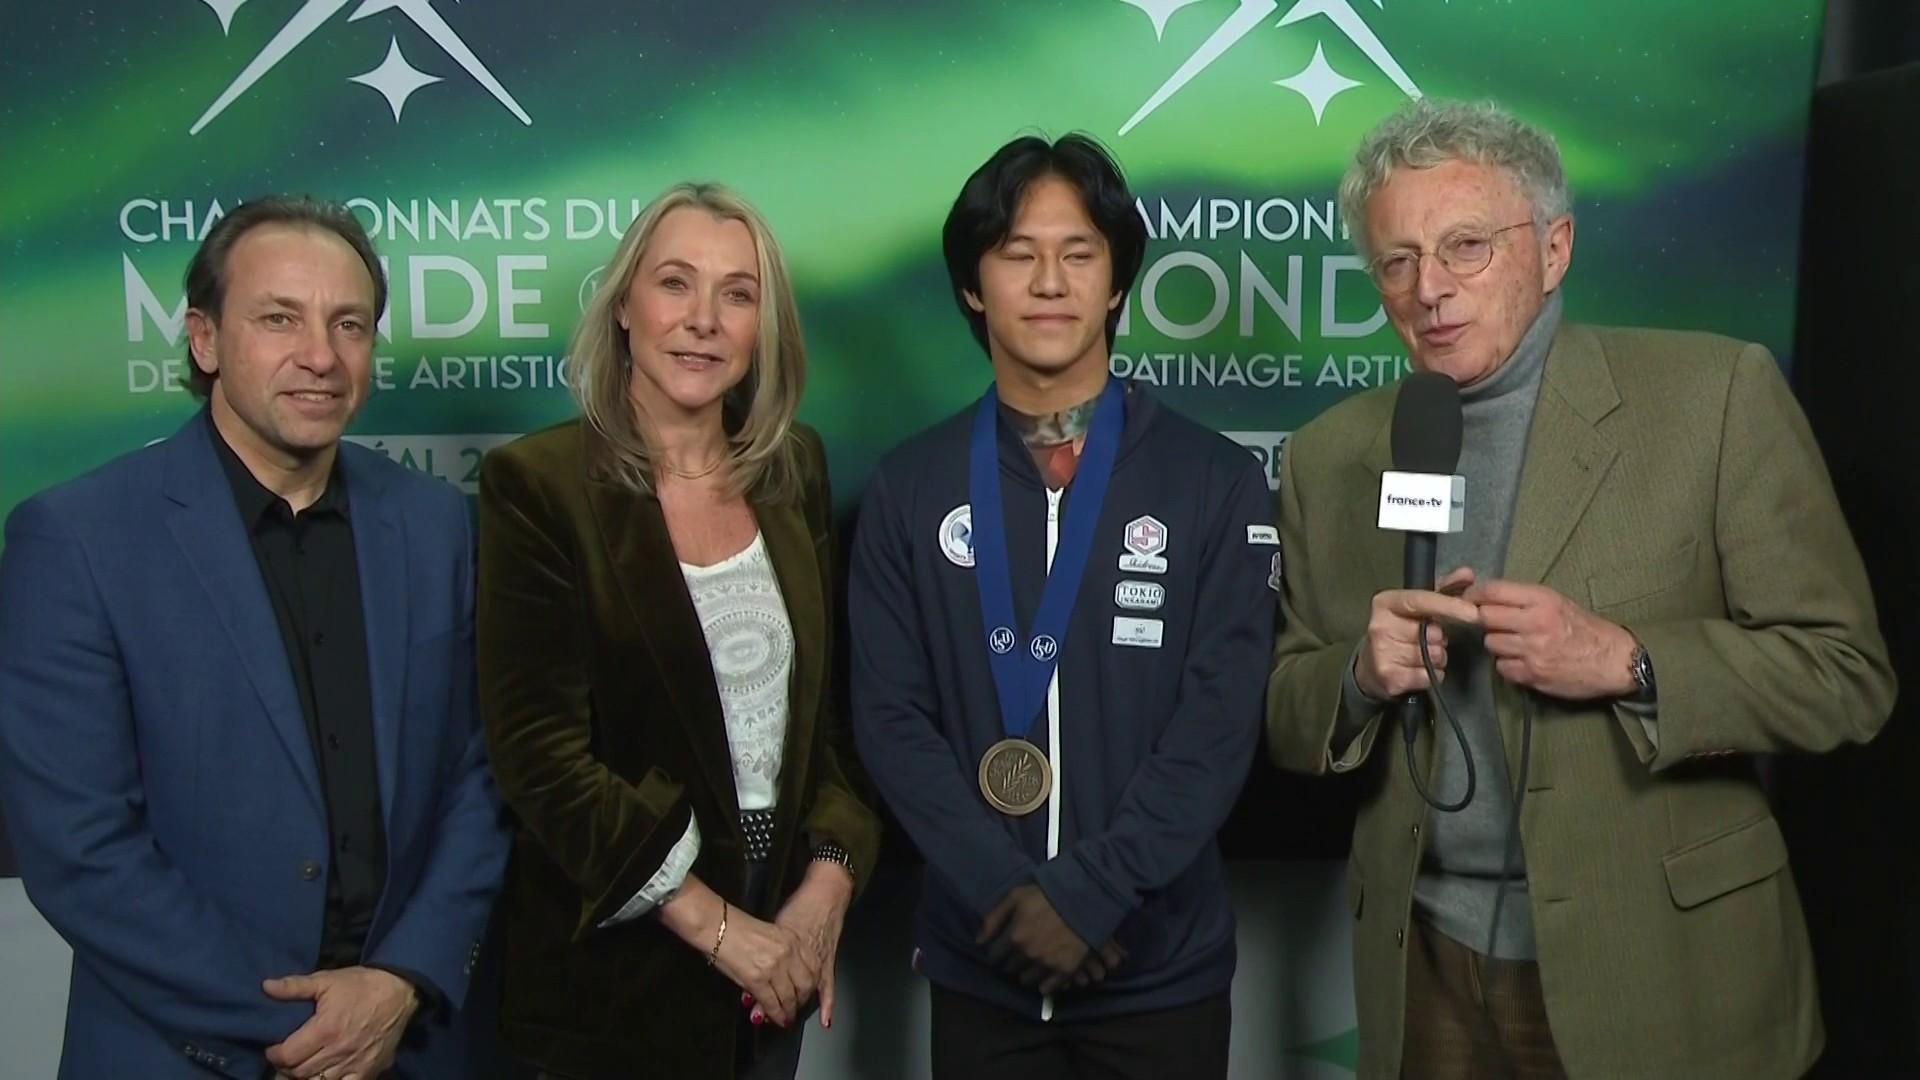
[1628,642,1657,702]
[812,841,854,885]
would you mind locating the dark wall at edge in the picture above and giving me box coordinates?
[1779,57,1920,1077]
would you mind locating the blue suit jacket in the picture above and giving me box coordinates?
[0,414,510,1078]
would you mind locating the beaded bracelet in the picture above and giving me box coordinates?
[812,842,855,886]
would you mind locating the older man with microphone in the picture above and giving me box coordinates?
[1265,98,1894,1079]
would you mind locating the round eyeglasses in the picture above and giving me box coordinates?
[1368,220,1536,295]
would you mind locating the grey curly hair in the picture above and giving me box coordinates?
[1339,99,1571,261]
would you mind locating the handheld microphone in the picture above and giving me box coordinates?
[1385,371,1465,711]
[1381,372,1471,811]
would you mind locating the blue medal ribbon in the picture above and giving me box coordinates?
[968,378,1124,741]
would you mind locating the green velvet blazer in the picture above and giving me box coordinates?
[476,419,880,1080]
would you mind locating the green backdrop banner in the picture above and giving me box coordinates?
[0,5,1832,1066]
[0,1,1823,527]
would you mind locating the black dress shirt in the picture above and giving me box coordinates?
[209,415,386,971]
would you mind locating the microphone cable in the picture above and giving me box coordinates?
[1402,616,1476,813]
[1393,615,1537,953]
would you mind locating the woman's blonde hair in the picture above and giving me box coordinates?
[571,182,806,503]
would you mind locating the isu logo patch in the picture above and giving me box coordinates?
[939,504,974,568]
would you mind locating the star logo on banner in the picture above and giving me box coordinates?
[1116,0,1423,135]
[199,0,249,34]
[189,0,531,135]
[1115,0,1207,41]
[350,37,442,122]
[1274,42,1361,124]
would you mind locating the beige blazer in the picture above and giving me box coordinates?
[1266,323,1895,1079]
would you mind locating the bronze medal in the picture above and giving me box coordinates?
[978,738,1052,816]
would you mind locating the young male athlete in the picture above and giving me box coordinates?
[849,133,1277,1080]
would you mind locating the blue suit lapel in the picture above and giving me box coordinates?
[161,414,324,816]
[340,445,409,836]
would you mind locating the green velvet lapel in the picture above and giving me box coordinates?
[581,457,826,884]
[584,475,742,825]
[755,491,825,882]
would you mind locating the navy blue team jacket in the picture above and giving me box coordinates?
[849,383,1278,1021]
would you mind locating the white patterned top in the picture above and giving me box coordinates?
[680,531,792,812]
[602,531,793,926]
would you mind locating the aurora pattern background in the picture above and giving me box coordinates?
[0,3,1833,1069]
[1,0,1822,524]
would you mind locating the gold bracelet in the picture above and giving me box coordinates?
[707,900,728,967]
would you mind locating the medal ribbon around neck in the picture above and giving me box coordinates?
[967,377,1123,743]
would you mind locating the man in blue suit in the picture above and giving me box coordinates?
[0,196,509,1079]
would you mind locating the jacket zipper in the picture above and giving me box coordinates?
[1041,487,1062,1022]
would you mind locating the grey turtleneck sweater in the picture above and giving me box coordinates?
[1336,291,1563,960]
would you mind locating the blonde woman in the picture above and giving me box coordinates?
[479,183,880,1080]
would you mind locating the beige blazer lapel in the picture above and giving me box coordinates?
[1504,324,1623,587]
[1495,323,1623,781]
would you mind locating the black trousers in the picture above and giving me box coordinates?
[929,984,1231,1080]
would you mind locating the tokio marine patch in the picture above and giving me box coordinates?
[1114,579,1166,611]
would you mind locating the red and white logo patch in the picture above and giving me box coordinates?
[1123,515,1167,557]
